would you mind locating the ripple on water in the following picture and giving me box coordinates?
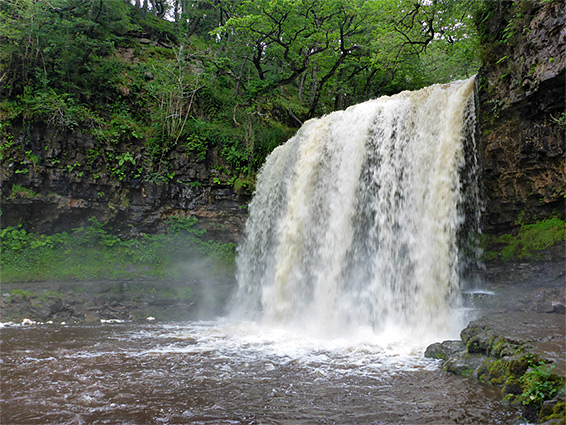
[1,320,520,424]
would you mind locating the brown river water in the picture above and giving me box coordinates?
[1,319,520,424]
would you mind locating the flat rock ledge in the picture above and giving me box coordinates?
[426,311,565,424]
[0,280,232,325]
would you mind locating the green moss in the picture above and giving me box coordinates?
[467,336,484,353]
[478,358,495,384]
[507,355,531,376]
[489,337,506,357]
[540,401,565,424]
[10,184,40,199]
[0,217,235,283]
[487,359,506,385]
[477,355,528,389]
[482,216,566,261]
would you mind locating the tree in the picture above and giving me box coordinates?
[0,0,133,99]
[0,0,481,182]
[208,0,480,119]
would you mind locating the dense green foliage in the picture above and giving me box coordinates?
[482,216,566,261]
[0,0,481,182]
[520,361,563,408]
[0,216,235,282]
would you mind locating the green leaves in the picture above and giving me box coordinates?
[520,361,562,407]
[483,216,566,262]
[210,0,480,120]
[1,0,482,191]
[1,217,236,283]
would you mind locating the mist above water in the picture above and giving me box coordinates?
[233,78,478,345]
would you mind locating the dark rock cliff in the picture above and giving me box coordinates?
[477,0,566,233]
[2,0,564,241]
[0,122,250,242]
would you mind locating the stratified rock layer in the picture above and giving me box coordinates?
[0,123,249,241]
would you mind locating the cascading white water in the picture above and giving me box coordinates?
[233,78,478,342]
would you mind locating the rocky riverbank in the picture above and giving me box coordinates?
[426,243,565,424]
[0,278,235,325]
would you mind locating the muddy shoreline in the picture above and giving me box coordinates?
[0,278,235,324]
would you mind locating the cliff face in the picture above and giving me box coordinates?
[2,1,564,240]
[0,122,250,242]
[477,0,565,233]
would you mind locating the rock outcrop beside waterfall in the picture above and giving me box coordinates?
[477,0,566,234]
[425,267,565,423]
[458,4,566,420]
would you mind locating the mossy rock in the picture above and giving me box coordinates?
[478,359,494,383]
[489,371,506,386]
[424,340,465,360]
[467,335,488,354]
[503,376,523,397]
[477,358,508,386]
[488,336,519,358]
[540,399,565,424]
[507,354,531,376]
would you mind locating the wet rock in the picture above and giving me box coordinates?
[461,312,565,374]
[540,393,566,424]
[49,298,64,314]
[27,304,51,322]
[478,0,566,233]
[424,340,464,360]
[424,340,486,379]
[429,309,565,424]
[526,286,566,314]
[502,376,522,397]
[444,352,485,377]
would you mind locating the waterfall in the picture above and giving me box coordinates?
[233,78,478,341]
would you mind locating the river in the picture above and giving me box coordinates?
[1,318,520,424]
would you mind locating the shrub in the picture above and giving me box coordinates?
[0,217,235,283]
[520,361,563,407]
[482,216,566,261]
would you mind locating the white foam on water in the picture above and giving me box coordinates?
[132,320,443,381]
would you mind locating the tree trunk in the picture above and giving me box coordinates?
[298,72,307,101]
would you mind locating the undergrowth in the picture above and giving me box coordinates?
[520,361,562,407]
[0,217,235,283]
[482,216,566,261]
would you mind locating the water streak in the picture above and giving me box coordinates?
[234,78,478,343]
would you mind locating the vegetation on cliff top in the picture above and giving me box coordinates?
[0,0,481,186]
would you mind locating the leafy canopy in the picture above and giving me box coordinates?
[0,0,481,182]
